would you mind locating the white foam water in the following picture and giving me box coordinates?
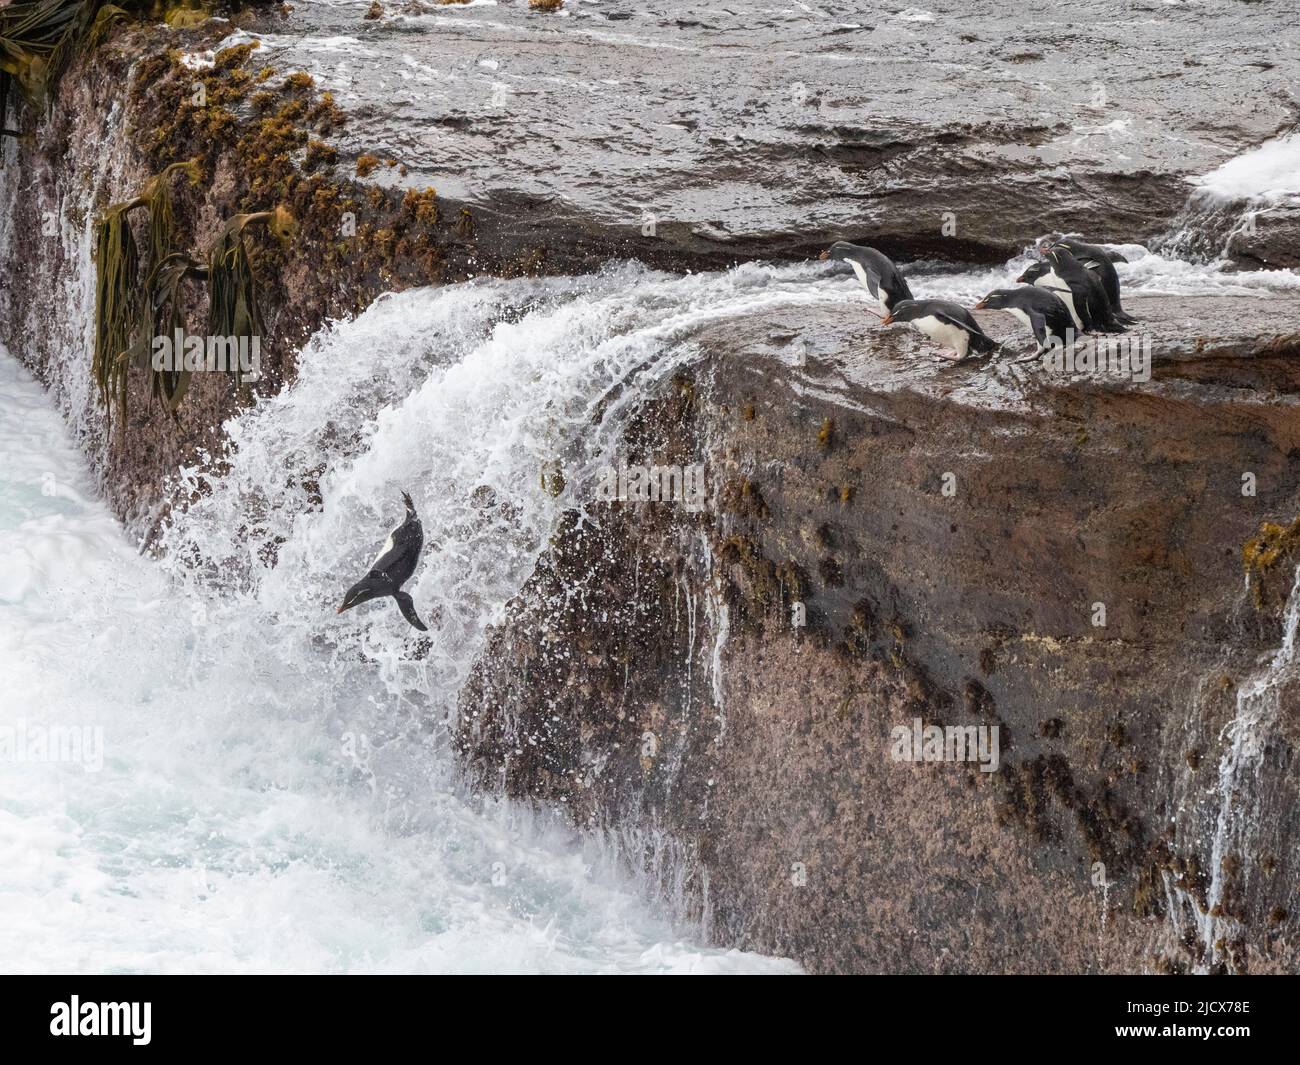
[1108,246,1300,298]
[1195,132,1300,203]
[910,243,1300,304]
[1158,129,1300,264]
[1161,566,1300,972]
[0,260,819,974]
[1198,567,1300,967]
[3,176,1297,974]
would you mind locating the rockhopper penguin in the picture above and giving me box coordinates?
[819,241,914,317]
[1016,252,1124,334]
[1036,234,1129,264]
[337,491,429,631]
[1037,235,1137,324]
[1044,247,1127,334]
[882,299,999,362]
[974,286,1076,359]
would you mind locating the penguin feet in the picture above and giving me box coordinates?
[940,351,988,368]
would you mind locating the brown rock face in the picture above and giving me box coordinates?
[458,297,1300,973]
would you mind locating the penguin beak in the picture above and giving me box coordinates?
[973,299,987,310]
[881,313,894,325]
[818,250,830,261]
[336,606,346,614]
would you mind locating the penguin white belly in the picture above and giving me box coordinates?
[1006,307,1032,329]
[848,260,887,312]
[370,531,395,570]
[1034,270,1082,329]
[912,316,970,357]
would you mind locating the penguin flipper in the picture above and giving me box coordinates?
[849,261,889,311]
[927,309,999,358]
[394,591,429,632]
[968,331,1000,356]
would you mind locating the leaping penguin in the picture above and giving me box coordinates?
[882,299,999,363]
[337,491,429,631]
[974,287,1075,360]
[819,241,914,318]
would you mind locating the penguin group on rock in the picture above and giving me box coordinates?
[822,234,1138,365]
[339,238,1138,633]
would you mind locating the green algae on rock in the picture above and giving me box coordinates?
[92,157,200,429]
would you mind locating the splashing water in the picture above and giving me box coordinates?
[1163,567,1300,972]
[1157,195,1272,265]
[1199,568,1300,966]
[4,174,1299,972]
[0,260,830,973]
[905,234,1300,307]
[1156,131,1300,265]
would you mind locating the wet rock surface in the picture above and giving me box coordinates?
[1231,205,1300,271]
[458,295,1300,973]
[5,4,1297,529]
[275,0,1300,263]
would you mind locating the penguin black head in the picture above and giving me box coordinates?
[880,299,925,326]
[337,576,387,615]
[818,241,859,263]
[973,289,1015,311]
[1016,261,1051,285]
